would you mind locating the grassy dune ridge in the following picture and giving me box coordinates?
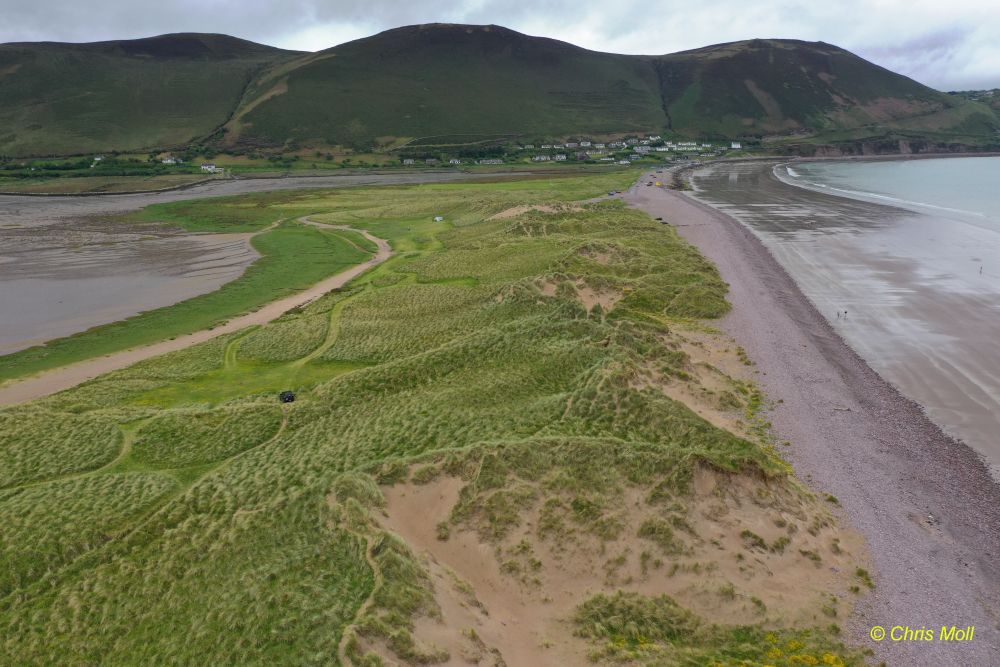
[0,173,866,665]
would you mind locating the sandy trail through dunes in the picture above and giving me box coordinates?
[0,223,391,405]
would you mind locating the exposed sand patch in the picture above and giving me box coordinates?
[376,465,866,666]
[488,203,583,220]
[634,327,758,436]
[535,278,622,314]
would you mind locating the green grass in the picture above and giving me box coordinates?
[573,591,865,665]
[0,171,852,664]
[0,34,297,157]
[0,222,371,382]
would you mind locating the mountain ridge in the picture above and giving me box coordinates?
[1,24,997,157]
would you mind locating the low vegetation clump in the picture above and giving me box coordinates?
[0,171,869,664]
[574,591,864,666]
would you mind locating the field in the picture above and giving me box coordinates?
[0,172,869,665]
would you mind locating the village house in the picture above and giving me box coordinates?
[731,141,742,149]
[654,146,670,152]
[522,144,535,149]
[580,141,592,147]
[599,157,615,161]
[565,142,579,149]
[635,146,651,154]
[553,154,567,161]
[648,135,661,141]
[477,158,504,165]
[618,159,631,165]
[402,158,415,165]
[425,158,439,165]
[629,154,642,161]
[200,163,220,173]
[625,138,639,146]
[594,143,605,149]
[161,157,179,165]
[449,158,462,165]
[541,144,553,149]
[532,155,551,161]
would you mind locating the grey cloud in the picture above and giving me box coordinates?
[0,0,996,90]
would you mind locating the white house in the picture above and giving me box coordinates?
[580,141,592,147]
[594,143,605,149]
[433,216,444,222]
[565,142,579,149]
[541,144,553,149]
[449,158,461,165]
[161,157,179,165]
[402,158,415,165]
[553,154,567,161]
[200,163,219,173]
[477,158,504,165]
[532,155,551,162]
[618,159,631,165]
[731,141,742,149]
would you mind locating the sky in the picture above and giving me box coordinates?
[1,0,997,91]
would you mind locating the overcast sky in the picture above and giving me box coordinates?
[1,0,997,90]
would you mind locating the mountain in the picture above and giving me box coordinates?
[1,25,997,157]
[653,38,1000,150]
[225,24,665,150]
[0,34,299,156]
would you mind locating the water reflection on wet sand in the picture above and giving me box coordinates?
[692,161,1000,480]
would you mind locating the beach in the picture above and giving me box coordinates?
[626,176,1000,665]
[690,158,1000,482]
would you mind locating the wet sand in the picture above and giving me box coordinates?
[625,177,1000,665]
[689,161,1000,481]
[0,171,522,354]
[0,222,390,405]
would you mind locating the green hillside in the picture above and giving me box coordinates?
[654,38,1000,145]
[1,25,997,157]
[0,34,298,156]
[229,24,665,149]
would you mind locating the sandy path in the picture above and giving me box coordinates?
[0,224,392,405]
[625,178,1000,665]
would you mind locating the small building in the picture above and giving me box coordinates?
[580,140,592,147]
[477,158,504,165]
[618,159,631,165]
[449,158,462,165]
[594,143,605,149]
[629,154,642,161]
[565,142,579,149]
[532,155,551,162]
[200,163,219,173]
[161,157,179,165]
[425,158,439,165]
[522,144,535,149]
[402,158,415,165]
[553,154,567,161]
[541,144,553,149]
[731,141,742,149]
[433,216,444,222]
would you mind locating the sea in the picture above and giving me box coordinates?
[690,156,1000,481]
